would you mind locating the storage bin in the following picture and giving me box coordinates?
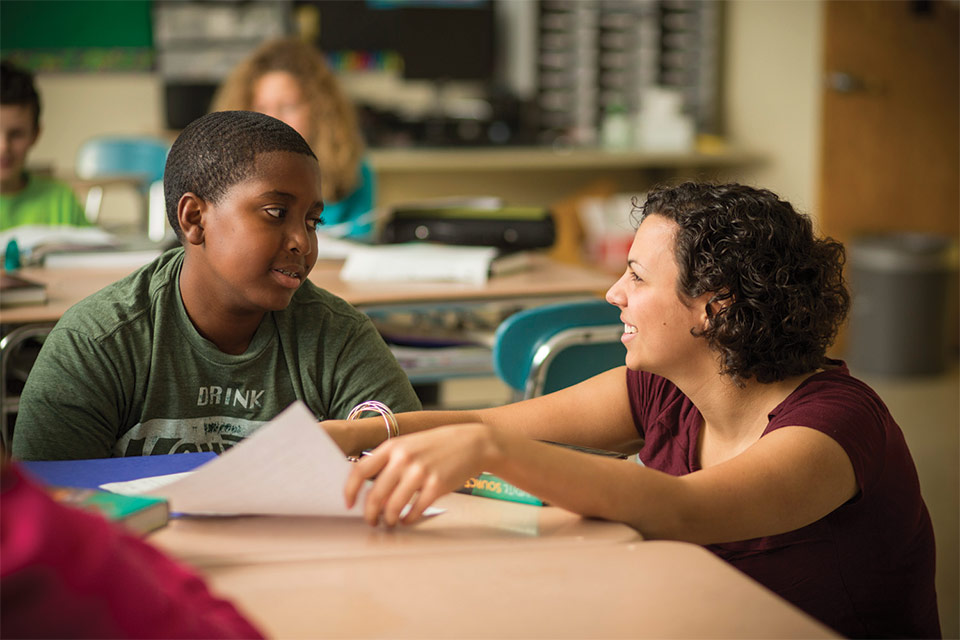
[847,232,958,375]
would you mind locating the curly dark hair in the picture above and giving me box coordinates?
[0,60,41,130]
[637,182,850,384]
[164,110,317,240]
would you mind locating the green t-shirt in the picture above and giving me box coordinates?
[0,173,90,231]
[12,248,421,460]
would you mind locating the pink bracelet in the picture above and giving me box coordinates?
[346,400,399,443]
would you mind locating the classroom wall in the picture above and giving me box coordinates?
[31,72,165,230]
[723,0,824,219]
[31,73,165,166]
[24,1,826,230]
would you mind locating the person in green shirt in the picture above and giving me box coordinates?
[12,110,420,460]
[0,60,89,231]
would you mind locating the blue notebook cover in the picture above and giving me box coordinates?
[20,452,216,489]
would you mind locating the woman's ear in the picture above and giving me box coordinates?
[704,290,733,330]
[178,193,206,245]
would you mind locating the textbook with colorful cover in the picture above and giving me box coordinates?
[456,442,629,507]
[47,486,170,535]
[456,472,545,506]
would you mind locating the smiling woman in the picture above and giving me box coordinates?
[325,182,941,639]
[12,110,421,468]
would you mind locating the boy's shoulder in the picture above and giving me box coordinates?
[0,174,74,204]
[26,172,73,193]
[277,279,372,338]
[6,173,79,205]
[58,248,183,338]
[288,279,364,317]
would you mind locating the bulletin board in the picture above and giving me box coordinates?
[0,0,153,71]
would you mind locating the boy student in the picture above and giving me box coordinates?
[12,110,420,460]
[0,60,89,231]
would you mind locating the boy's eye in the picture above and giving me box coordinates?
[265,207,285,219]
[308,215,324,230]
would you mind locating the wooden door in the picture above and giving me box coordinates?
[819,0,958,243]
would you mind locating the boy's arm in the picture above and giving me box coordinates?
[63,183,91,227]
[39,177,92,227]
[12,328,124,460]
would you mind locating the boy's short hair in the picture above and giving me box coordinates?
[0,60,41,130]
[164,110,318,239]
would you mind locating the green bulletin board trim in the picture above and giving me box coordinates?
[1,48,153,73]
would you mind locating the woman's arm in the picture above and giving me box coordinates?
[344,420,857,545]
[324,367,641,456]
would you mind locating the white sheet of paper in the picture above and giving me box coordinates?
[100,402,371,517]
[340,244,498,286]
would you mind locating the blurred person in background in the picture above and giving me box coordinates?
[212,37,374,240]
[0,60,89,232]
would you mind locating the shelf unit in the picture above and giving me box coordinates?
[369,146,766,209]
[370,146,763,172]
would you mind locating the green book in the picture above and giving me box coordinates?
[49,486,170,535]
[454,442,628,507]
[455,472,545,506]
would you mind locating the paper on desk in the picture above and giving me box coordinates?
[0,225,117,254]
[341,243,498,286]
[100,402,370,517]
[314,231,368,259]
[43,249,162,269]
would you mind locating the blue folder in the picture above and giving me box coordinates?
[20,452,216,489]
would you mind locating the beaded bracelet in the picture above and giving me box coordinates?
[346,400,399,443]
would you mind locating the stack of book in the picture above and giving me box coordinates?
[1,271,47,307]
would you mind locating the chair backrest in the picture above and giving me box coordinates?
[75,136,169,186]
[0,324,54,452]
[492,299,625,400]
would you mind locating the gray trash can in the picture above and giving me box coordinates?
[847,232,958,376]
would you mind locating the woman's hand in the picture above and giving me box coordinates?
[344,423,498,527]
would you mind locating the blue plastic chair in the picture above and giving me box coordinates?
[492,299,626,400]
[75,136,168,185]
[75,137,170,239]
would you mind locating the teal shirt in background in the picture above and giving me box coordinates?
[0,173,90,231]
[320,159,375,241]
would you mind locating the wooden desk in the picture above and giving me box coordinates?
[0,268,129,325]
[152,494,835,639]
[150,492,640,569]
[0,255,613,325]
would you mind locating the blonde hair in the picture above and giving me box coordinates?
[212,37,363,202]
